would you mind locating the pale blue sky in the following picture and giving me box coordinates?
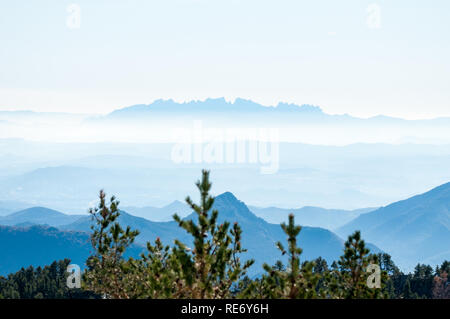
[1,0,449,119]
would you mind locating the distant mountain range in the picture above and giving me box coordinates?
[82,98,450,145]
[2,99,450,124]
[60,192,358,275]
[0,225,92,275]
[96,98,450,125]
[248,205,376,230]
[2,99,450,145]
[0,225,144,275]
[121,201,192,221]
[337,182,450,270]
[0,207,84,227]
[0,192,377,276]
[118,201,377,228]
[104,98,325,118]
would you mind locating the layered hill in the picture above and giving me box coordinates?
[0,207,84,227]
[62,192,373,276]
[248,205,375,230]
[337,182,450,269]
[0,225,91,275]
[0,225,144,275]
[0,192,382,276]
[121,200,192,221]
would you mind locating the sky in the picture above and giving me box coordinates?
[1,0,449,119]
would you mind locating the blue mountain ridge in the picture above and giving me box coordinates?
[0,225,143,275]
[0,192,381,276]
[61,192,361,276]
[107,98,324,116]
[337,182,450,270]
[0,207,84,227]
[94,98,450,126]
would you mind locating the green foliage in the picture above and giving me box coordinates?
[242,214,321,299]
[409,264,434,298]
[83,190,140,298]
[0,259,96,299]
[438,261,450,274]
[401,278,418,299]
[169,170,254,298]
[332,231,387,299]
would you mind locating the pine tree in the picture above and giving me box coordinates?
[171,170,254,298]
[83,170,253,299]
[245,214,321,299]
[402,278,418,299]
[83,190,140,298]
[334,231,386,299]
[410,263,434,298]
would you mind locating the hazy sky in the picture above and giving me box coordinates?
[1,0,449,119]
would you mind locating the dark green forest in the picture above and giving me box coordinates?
[0,170,449,299]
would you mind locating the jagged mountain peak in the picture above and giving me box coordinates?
[107,98,325,116]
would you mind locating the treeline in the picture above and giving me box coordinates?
[1,258,447,299]
[1,170,449,299]
[0,259,97,299]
